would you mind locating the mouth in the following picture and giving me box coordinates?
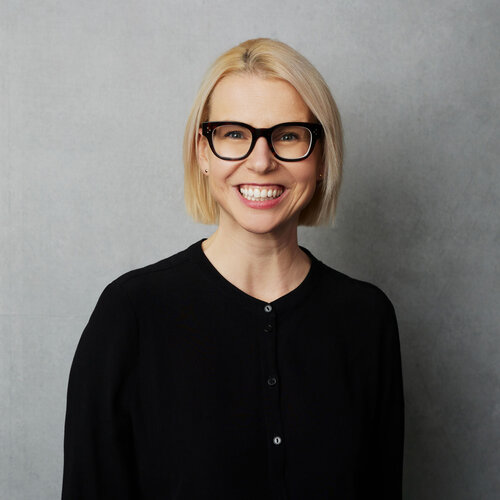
[238,184,285,202]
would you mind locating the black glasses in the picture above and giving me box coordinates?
[201,121,323,162]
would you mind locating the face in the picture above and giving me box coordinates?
[198,74,322,236]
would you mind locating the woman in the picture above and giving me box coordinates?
[62,38,404,499]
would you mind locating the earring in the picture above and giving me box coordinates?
[204,169,208,174]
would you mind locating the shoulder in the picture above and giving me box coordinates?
[311,255,396,321]
[318,261,393,309]
[80,241,203,346]
[310,256,401,356]
[103,240,203,301]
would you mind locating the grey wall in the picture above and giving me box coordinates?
[1,1,498,498]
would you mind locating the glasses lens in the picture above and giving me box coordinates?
[212,124,252,159]
[271,125,312,160]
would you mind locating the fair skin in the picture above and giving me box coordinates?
[197,74,323,303]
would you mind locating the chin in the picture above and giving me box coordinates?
[217,199,301,236]
[234,213,297,236]
[241,225,280,235]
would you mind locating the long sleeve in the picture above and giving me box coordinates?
[62,282,139,499]
[373,298,405,498]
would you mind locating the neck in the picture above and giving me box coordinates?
[201,218,311,303]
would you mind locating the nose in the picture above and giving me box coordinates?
[246,137,276,173]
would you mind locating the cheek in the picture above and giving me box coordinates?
[296,162,320,186]
[206,162,235,194]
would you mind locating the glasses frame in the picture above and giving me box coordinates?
[201,121,323,162]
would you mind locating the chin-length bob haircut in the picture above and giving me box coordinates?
[183,38,343,226]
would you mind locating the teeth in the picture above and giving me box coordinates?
[239,186,283,201]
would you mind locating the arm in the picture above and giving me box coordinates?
[62,282,139,499]
[374,299,405,498]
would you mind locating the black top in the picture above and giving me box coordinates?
[62,239,404,499]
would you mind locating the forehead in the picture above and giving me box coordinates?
[208,74,313,126]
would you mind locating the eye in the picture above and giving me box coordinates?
[225,130,244,139]
[278,132,299,142]
[273,126,310,144]
[213,125,250,141]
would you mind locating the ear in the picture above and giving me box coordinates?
[197,129,210,175]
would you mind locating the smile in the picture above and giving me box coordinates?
[238,184,284,201]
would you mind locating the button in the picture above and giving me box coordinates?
[263,323,273,333]
[264,304,272,313]
[267,377,277,386]
[273,436,282,445]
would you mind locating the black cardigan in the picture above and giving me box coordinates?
[62,239,404,499]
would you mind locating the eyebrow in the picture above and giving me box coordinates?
[207,120,316,127]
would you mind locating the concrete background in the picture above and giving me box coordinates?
[1,0,499,498]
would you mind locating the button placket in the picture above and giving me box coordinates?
[264,305,278,388]
[258,302,286,491]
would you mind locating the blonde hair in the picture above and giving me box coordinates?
[183,38,343,226]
